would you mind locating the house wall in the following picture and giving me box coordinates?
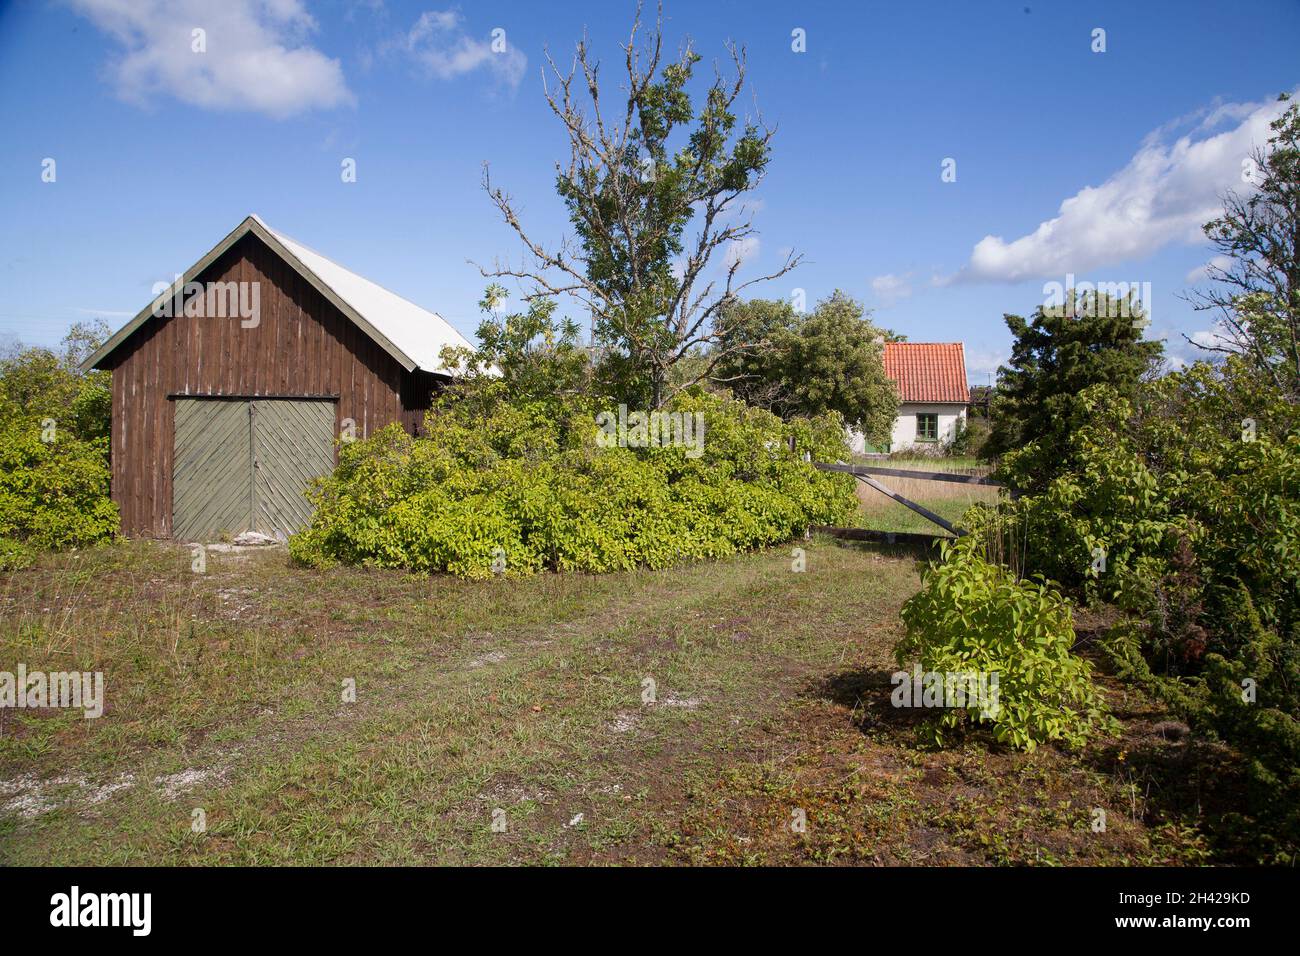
[844,402,968,454]
[890,403,966,450]
[104,232,437,537]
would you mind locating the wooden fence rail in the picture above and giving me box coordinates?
[814,462,1001,486]
[812,461,1006,540]
[810,525,951,547]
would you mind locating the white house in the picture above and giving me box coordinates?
[848,341,969,453]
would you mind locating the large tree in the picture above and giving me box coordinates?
[479,1,797,408]
[712,291,900,446]
[985,291,1164,477]
[710,296,800,411]
[1186,95,1300,400]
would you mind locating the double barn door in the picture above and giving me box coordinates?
[172,398,335,541]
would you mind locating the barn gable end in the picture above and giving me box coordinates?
[91,220,458,538]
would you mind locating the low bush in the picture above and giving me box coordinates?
[289,390,857,578]
[896,536,1112,751]
[0,537,35,571]
[0,418,118,550]
[966,360,1300,859]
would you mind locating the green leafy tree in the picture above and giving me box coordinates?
[436,285,597,459]
[712,292,899,446]
[1187,95,1300,398]
[986,291,1163,486]
[442,286,590,405]
[0,320,112,443]
[711,297,800,411]
[480,2,798,408]
[783,291,899,446]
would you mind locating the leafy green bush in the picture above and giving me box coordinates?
[976,385,1181,603]
[0,418,118,550]
[290,390,857,578]
[980,364,1300,693]
[946,415,989,458]
[0,323,117,554]
[0,322,112,444]
[896,536,1111,751]
[967,359,1300,857]
[0,537,35,571]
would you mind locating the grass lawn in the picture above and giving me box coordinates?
[0,538,1257,865]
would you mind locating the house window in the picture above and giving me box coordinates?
[916,413,939,442]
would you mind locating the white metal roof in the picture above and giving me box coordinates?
[251,215,472,373]
[83,214,473,375]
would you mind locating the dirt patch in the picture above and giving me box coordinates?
[154,766,231,801]
[0,770,138,819]
[466,650,508,669]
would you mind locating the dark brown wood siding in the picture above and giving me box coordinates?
[104,232,439,537]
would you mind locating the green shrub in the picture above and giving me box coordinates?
[975,385,1182,604]
[0,537,35,571]
[0,418,118,550]
[896,536,1111,751]
[0,323,117,554]
[967,359,1300,857]
[947,415,989,458]
[0,323,113,444]
[290,390,857,578]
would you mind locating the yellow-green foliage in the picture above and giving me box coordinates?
[0,418,118,550]
[290,391,857,577]
[896,536,1111,751]
[0,325,117,552]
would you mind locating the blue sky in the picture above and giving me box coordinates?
[1,0,1297,382]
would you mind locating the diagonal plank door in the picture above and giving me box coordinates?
[251,399,336,540]
[173,399,253,541]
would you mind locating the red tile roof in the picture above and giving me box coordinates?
[883,342,968,403]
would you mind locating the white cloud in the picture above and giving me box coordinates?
[399,10,525,87]
[1189,325,1238,350]
[871,273,912,306]
[964,346,1008,383]
[955,92,1295,283]
[71,0,354,118]
[1184,254,1233,284]
[725,236,760,270]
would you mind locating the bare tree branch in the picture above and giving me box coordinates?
[470,0,798,407]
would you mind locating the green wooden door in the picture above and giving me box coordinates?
[173,399,335,541]
[252,400,336,540]
[173,399,253,541]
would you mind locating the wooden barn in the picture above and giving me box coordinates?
[81,214,473,541]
